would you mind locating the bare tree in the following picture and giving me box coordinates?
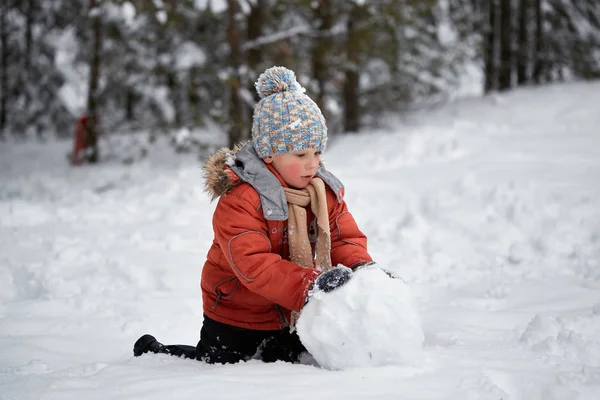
[86,0,102,162]
[484,0,499,93]
[498,0,512,90]
[246,0,265,84]
[311,0,333,115]
[343,3,366,133]
[533,0,544,83]
[517,0,529,85]
[227,0,245,146]
[245,0,266,131]
[165,3,183,128]
[0,0,8,137]
[22,0,35,131]
[24,0,34,71]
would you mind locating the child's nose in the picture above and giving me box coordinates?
[307,155,320,171]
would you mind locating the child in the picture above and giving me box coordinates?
[134,66,373,364]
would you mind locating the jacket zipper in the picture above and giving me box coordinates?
[211,276,240,310]
[212,292,223,310]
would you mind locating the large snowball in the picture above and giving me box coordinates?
[296,265,424,370]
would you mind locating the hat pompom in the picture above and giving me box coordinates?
[255,66,299,99]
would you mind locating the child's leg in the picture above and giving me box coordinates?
[162,344,197,359]
[259,329,307,363]
[196,315,271,364]
[135,316,308,364]
[133,334,197,359]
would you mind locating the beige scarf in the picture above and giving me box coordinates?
[284,177,332,273]
[284,177,332,328]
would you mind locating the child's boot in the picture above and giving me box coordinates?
[133,334,169,357]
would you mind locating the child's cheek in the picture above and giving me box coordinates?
[287,162,303,176]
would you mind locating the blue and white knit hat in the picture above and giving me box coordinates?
[252,66,327,158]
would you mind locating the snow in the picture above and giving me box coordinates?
[121,2,136,26]
[156,10,167,24]
[174,42,207,70]
[242,25,311,51]
[297,265,425,370]
[1,80,600,398]
[54,28,88,117]
[194,0,227,13]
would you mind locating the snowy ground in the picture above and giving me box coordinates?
[1,81,600,399]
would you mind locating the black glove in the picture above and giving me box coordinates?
[313,267,352,293]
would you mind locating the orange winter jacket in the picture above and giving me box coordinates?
[201,143,372,330]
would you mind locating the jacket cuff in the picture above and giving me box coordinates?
[349,261,376,271]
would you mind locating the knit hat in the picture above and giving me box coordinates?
[252,66,327,158]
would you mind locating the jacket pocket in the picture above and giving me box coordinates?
[212,275,240,309]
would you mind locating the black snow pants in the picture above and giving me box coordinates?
[163,315,307,364]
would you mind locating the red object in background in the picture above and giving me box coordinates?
[71,115,89,165]
[71,114,100,165]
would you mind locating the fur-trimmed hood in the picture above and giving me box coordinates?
[203,142,247,201]
[203,142,345,221]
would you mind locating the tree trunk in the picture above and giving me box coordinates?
[484,0,498,93]
[311,0,332,115]
[187,69,199,125]
[25,0,33,72]
[246,0,265,131]
[533,0,544,84]
[498,0,512,91]
[126,90,135,121]
[247,0,265,86]
[343,4,362,133]
[517,0,528,85]
[24,0,36,136]
[0,1,8,137]
[227,0,244,146]
[166,2,182,128]
[167,69,182,127]
[86,0,102,163]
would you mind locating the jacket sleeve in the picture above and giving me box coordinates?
[213,190,319,312]
[327,189,373,268]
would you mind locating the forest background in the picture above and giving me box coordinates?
[1,0,599,160]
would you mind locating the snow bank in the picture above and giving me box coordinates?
[520,313,600,368]
[297,265,424,370]
[2,81,600,399]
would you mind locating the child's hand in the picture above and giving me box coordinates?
[313,267,352,293]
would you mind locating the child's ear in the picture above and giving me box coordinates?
[263,157,273,164]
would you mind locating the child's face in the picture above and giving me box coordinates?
[264,149,322,189]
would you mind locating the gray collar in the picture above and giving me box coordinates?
[228,143,344,220]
